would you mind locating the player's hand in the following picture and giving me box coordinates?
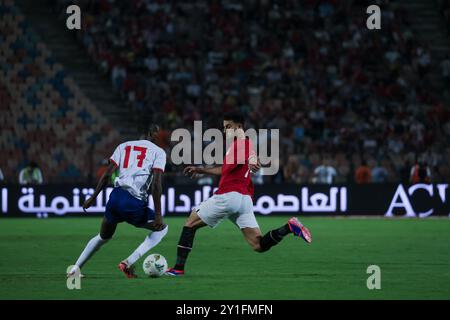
[153,215,164,231]
[183,166,202,179]
[82,197,95,212]
[248,158,261,173]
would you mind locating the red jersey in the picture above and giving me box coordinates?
[215,138,255,197]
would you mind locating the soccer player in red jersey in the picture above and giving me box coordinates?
[166,112,312,276]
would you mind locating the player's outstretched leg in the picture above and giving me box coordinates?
[67,234,109,277]
[243,217,312,253]
[166,211,206,276]
[260,217,312,252]
[118,224,169,278]
[287,217,312,243]
[67,217,116,277]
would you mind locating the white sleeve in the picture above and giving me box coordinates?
[153,149,166,172]
[37,169,43,184]
[110,145,121,167]
[19,170,25,184]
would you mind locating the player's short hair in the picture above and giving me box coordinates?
[224,112,245,126]
[147,124,160,134]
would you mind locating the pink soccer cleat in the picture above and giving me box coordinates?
[118,262,137,278]
[288,217,312,244]
[165,268,185,276]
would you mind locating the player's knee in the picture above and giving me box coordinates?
[250,239,262,252]
[184,219,196,228]
[184,211,202,229]
[99,233,112,241]
[253,244,263,252]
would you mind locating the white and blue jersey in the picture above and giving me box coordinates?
[105,140,166,226]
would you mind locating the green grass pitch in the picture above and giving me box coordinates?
[0,216,449,300]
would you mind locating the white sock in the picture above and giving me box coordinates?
[125,225,169,266]
[72,234,109,271]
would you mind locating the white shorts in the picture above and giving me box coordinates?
[195,192,259,229]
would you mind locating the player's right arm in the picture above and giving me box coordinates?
[83,160,117,211]
[184,166,222,178]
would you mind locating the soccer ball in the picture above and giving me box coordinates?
[142,254,168,277]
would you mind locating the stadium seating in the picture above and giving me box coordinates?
[438,0,450,34]
[0,0,120,183]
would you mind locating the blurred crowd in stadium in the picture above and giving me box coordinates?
[440,0,450,35]
[0,0,120,183]
[1,0,449,184]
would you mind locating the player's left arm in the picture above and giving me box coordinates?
[184,165,222,178]
[151,169,164,231]
[83,161,117,212]
[150,149,166,230]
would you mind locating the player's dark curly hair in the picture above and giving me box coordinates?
[223,112,245,126]
[147,124,160,134]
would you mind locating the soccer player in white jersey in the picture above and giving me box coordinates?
[68,125,168,278]
[313,158,337,184]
